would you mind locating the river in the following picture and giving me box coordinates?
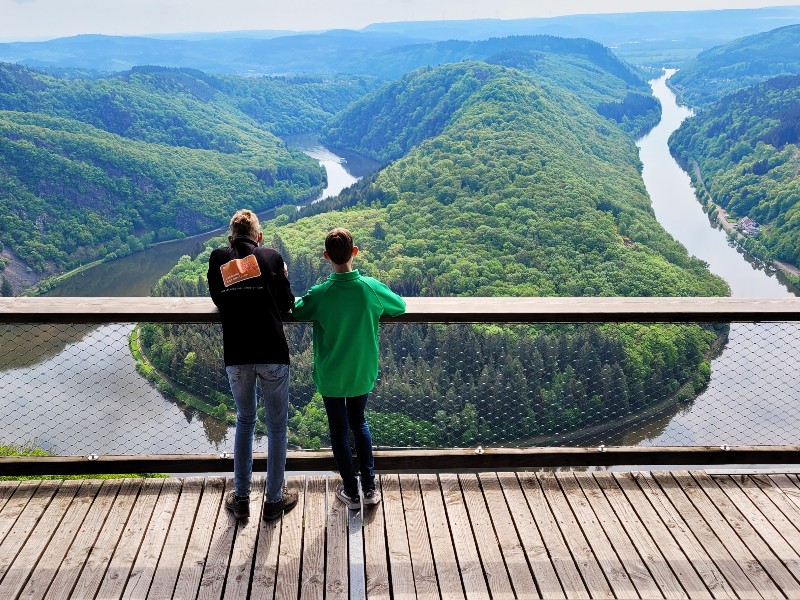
[619,70,800,447]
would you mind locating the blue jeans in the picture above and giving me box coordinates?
[323,394,374,497]
[226,363,289,502]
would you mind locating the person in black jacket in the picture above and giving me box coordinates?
[207,209,297,521]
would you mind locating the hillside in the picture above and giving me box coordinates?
[323,45,658,163]
[0,63,377,286]
[142,63,728,449]
[670,74,800,270]
[669,25,800,108]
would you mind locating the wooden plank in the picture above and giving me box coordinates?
[764,474,800,517]
[495,473,563,598]
[398,474,439,599]
[171,477,225,600]
[66,478,143,600]
[326,478,349,600]
[418,474,465,600]
[381,474,416,599]
[439,474,489,600]
[458,473,515,599]
[599,471,712,599]
[0,479,60,583]
[223,475,267,600]
[0,480,79,598]
[298,476,326,600]
[196,477,237,600]
[271,477,305,600]
[580,472,686,599]
[477,472,538,599]
[555,471,644,599]
[363,477,390,600]
[0,481,40,545]
[3,296,800,324]
[93,478,163,600]
[539,472,613,599]
[652,471,776,598]
[517,472,587,599]
[250,474,293,600]
[147,477,204,599]
[118,478,181,600]
[699,473,800,593]
[43,479,125,600]
[16,479,103,600]
[619,471,736,599]
[0,481,19,514]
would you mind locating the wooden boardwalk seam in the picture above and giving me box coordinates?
[1,470,800,599]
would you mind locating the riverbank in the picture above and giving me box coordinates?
[129,326,240,429]
[686,158,800,288]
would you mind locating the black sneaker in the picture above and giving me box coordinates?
[335,482,360,510]
[363,487,381,506]
[263,486,298,521]
[225,491,250,520]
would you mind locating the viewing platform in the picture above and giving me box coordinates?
[3,470,800,599]
[1,297,800,598]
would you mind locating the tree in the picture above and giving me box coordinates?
[1,277,12,297]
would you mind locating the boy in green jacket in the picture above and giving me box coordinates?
[293,227,406,508]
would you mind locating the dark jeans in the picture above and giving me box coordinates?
[323,394,374,497]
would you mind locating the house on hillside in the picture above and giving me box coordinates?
[738,216,760,235]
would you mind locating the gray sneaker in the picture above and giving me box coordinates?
[263,486,298,521]
[363,487,381,506]
[335,482,360,510]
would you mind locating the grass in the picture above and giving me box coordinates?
[0,443,166,480]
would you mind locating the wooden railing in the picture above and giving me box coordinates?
[1,296,799,475]
[1,296,800,323]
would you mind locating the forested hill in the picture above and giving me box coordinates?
[305,62,726,297]
[669,25,800,108]
[143,62,726,448]
[670,74,800,268]
[0,63,377,282]
[323,52,658,164]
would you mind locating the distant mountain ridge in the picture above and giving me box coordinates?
[669,24,800,108]
[2,6,800,75]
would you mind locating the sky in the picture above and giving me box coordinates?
[2,0,800,41]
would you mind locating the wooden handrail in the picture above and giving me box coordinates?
[1,296,800,323]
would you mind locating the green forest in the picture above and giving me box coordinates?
[669,24,800,108]
[139,61,728,449]
[0,63,378,277]
[670,74,800,269]
[323,45,659,163]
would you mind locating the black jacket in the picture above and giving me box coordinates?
[207,237,294,366]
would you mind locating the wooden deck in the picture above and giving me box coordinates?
[2,471,800,599]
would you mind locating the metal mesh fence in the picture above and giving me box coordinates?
[0,320,798,456]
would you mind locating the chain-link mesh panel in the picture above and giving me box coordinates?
[0,320,798,455]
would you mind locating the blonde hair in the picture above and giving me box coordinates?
[229,209,260,241]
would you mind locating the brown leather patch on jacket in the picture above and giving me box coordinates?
[220,254,262,287]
